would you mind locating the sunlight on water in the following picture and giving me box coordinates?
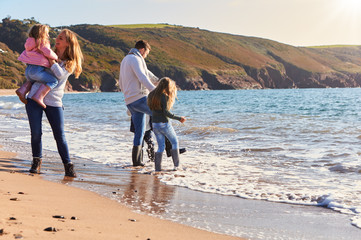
[1,88,361,236]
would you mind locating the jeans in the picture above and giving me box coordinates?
[25,98,70,164]
[127,97,152,146]
[25,64,58,89]
[152,122,179,153]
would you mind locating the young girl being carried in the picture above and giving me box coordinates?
[147,77,186,171]
[16,24,59,108]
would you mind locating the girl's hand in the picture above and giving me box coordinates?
[48,58,56,66]
[180,116,186,123]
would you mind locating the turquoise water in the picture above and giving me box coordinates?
[1,88,361,237]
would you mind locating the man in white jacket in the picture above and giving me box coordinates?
[119,40,158,166]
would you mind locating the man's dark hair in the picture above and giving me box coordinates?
[135,40,151,51]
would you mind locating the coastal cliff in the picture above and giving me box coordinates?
[1,18,361,91]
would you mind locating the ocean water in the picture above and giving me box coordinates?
[1,88,361,239]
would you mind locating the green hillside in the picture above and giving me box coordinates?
[1,17,361,90]
[109,24,177,29]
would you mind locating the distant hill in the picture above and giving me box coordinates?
[1,17,361,91]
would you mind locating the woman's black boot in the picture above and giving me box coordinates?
[29,157,42,174]
[64,162,77,177]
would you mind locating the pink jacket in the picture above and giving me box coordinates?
[18,37,58,68]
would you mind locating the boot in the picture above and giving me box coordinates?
[16,81,32,104]
[29,157,42,174]
[165,138,172,157]
[132,145,145,166]
[166,142,186,157]
[171,149,180,171]
[154,152,163,171]
[31,84,51,108]
[64,162,77,177]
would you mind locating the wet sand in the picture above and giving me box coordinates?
[2,144,361,240]
[0,147,242,240]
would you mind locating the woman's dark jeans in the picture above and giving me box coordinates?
[25,99,70,164]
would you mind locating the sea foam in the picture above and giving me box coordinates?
[1,89,361,234]
[0,100,23,110]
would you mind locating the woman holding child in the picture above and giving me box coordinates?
[17,26,83,177]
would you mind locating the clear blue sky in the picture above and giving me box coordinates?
[1,0,361,46]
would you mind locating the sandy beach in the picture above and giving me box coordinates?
[0,147,242,240]
[0,89,16,96]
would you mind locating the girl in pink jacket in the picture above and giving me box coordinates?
[16,24,59,108]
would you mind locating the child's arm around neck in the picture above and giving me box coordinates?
[24,37,36,51]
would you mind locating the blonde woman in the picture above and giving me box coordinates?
[25,29,83,177]
[147,77,186,171]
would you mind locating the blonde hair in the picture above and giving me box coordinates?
[148,77,177,111]
[28,24,50,49]
[55,29,83,78]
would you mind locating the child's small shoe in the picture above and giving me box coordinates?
[16,81,33,104]
[31,84,51,108]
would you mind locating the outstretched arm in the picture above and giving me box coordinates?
[160,95,185,122]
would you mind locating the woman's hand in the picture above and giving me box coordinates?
[180,116,187,123]
[48,58,57,67]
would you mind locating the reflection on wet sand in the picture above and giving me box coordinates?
[121,172,176,214]
[3,153,177,215]
[0,154,28,173]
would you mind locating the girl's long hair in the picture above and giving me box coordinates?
[55,29,83,78]
[28,24,49,49]
[148,77,177,110]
